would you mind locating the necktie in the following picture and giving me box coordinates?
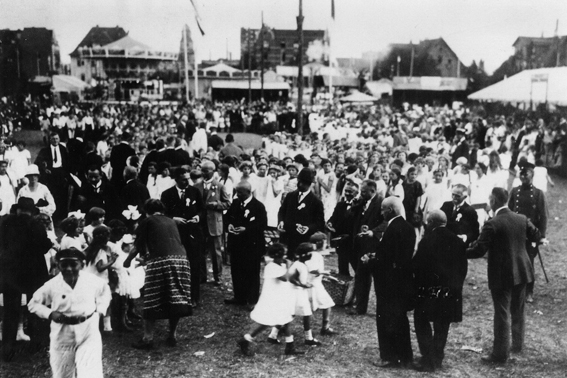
[453,205,459,218]
[180,190,185,202]
[53,147,58,163]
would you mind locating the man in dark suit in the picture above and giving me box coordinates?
[76,165,122,221]
[110,132,135,191]
[139,139,164,184]
[224,181,267,306]
[173,138,191,168]
[157,136,178,166]
[277,168,325,260]
[161,167,204,304]
[451,128,469,168]
[194,161,231,285]
[362,196,415,368]
[508,162,548,303]
[327,181,359,276]
[349,180,384,315]
[34,132,69,221]
[208,127,224,151]
[413,210,468,372]
[440,184,479,247]
[120,166,150,214]
[467,187,539,363]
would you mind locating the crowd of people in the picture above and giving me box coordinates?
[0,96,559,375]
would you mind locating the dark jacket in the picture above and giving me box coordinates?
[161,184,204,250]
[372,216,415,307]
[226,196,267,260]
[440,201,479,247]
[351,194,385,254]
[77,179,122,221]
[467,208,538,290]
[413,226,467,322]
[120,179,150,212]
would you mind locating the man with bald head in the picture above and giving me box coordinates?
[195,161,231,285]
[224,181,267,306]
[412,210,468,372]
[440,184,479,247]
[363,196,415,368]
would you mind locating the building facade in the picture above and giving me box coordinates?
[0,27,60,96]
[512,36,567,70]
[240,27,325,70]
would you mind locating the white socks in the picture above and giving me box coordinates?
[268,327,279,339]
[16,322,30,341]
[285,335,294,343]
[103,316,112,331]
[304,329,313,341]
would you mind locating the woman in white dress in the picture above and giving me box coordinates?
[17,164,56,218]
[9,141,31,183]
[317,159,337,221]
[264,165,284,228]
[470,162,491,227]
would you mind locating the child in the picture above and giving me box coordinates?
[28,248,111,378]
[287,243,321,347]
[304,240,337,336]
[154,162,175,198]
[84,226,117,332]
[83,207,106,244]
[59,216,87,251]
[533,158,554,193]
[238,244,304,356]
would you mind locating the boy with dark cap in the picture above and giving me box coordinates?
[28,248,111,378]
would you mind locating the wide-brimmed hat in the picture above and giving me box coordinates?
[25,164,40,176]
[11,197,39,215]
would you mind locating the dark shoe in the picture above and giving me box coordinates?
[238,338,254,356]
[347,309,365,316]
[165,336,177,347]
[304,338,322,346]
[267,337,281,345]
[481,354,507,363]
[132,338,154,350]
[2,348,16,363]
[224,298,246,305]
[320,327,338,336]
[284,342,306,355]
[375,360,401,368]
[413,361,435,372]
[510,346,523,354]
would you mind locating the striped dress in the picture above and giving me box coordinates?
[135,214,192,319]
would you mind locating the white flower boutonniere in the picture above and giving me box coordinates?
[122,205,141,220]
[244,209,250,218]
[456,213,463,222]
[186,198,192,207]
[211,186,217,191]
[250,216,256,221]
[298,203,306,210]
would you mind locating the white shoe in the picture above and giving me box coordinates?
[17,330,30,341]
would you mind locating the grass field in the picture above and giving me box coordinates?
[4,131,567,377]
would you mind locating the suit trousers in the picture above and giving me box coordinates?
[490,283,527,359]
[414,311,451,368]
[183,240,201,303]
[375,299,413,364]
[353,237,372,314]
[200,234,223,282]
[526,246,538,296]
[335,239,353,277]
[231,255,261,304]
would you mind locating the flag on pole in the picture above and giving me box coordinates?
[190,0,205,36]
[331,0,335,19]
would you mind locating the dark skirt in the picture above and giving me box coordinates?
[143,256,192,320]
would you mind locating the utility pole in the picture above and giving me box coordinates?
[248,28,252,104]
[396,55,401,77]
[409,42,415,77]
[260,11,264,101]
[296,0,304,135]
[183,26,190,102]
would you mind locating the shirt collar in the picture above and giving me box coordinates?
[495,206,508,216]
[242,195,253,207]
[388,214,403,226]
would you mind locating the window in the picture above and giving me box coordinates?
[438,55,443,64]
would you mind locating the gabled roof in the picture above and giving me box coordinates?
[71,26,127,56]
[512,36,556,47]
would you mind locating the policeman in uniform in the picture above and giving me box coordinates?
[508,161,548,303]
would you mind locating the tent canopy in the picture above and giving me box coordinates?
[339,91,378,103]
[365,79,393,97]
[211,80,289,90]
[204,62,241,74]
[102,35,152,51]
[468,67,567,106]
[52,75,89,93]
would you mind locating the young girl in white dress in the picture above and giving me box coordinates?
[304,243,336,336]
[238,244,303,356]
[84,226,117,332]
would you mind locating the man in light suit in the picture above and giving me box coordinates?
[161,167,204,304]
[277,168,325,261]
[440,184,479,247]
[224,181,267,306]
[34,132,69,221]
[467,187,539,363]
[195,161,231,285]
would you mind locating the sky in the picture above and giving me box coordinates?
[1,0,567,74]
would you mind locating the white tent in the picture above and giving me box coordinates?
[468,67,567,106]
[365,79,393,97]
[52,75,89,93]
[203,63,241,76]
[339,91,378,103]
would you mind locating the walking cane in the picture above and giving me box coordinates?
[537,242,550,283]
